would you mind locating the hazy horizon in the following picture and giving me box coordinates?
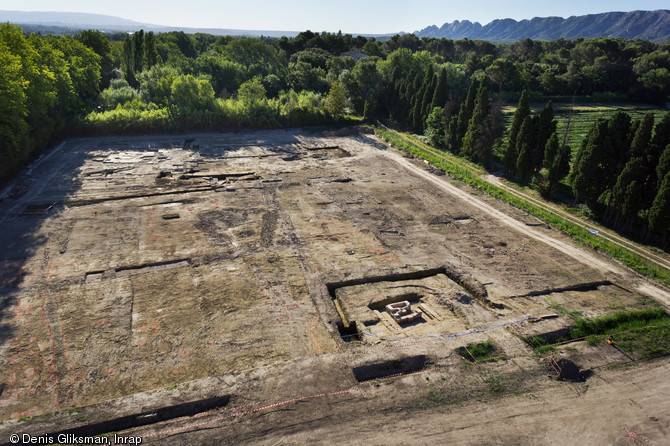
[0,1,668,34]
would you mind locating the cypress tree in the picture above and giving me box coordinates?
[629,119,641,145]
[630,112,654,158]
[388,79,398,121]
[533,100,556,172]
[515,116,537,184]
[462,79,497,164]
[122,36,135,85]
[409,75,426,133]
[455,78,479,148]
[414,63,435,128]
[404,79,415,121]
[446,116,459,152]
[545,132,570,197]
[474,78,490,115]
[657,144,670,182]
[611,157,647,232]
[421,72,437,124]
[388,67,401,120]
[630,113,658,214]
[503,90,529,178]
[650,112,670,161]
[399,79,413,123]
[544,130,559,169]
[570,119,609,204]
[649,171,670,247]
[133,29,144,75]
[602,111,632,190]
[431,68,448,111]
[426,107,447,148]
[412,88,425,133]
[642,113,670,216]
[462,108,485,161]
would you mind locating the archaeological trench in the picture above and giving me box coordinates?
[0,127,668,444]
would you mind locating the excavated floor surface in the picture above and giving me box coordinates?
[0,127,668,444]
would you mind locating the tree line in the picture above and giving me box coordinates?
[503,92,571,196]
[2,24,670,214]
[568,110,670,244]
[0,24,100,180]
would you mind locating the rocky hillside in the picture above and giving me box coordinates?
[416,10,670,42]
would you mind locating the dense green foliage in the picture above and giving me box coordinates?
[500,93,563,193]
[567,110,670,243]
[372,125,670,285]
[2,24,670,213]
[0,23,101,180]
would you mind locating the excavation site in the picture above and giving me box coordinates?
[1,127,669,444]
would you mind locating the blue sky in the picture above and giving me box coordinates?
[1,0,668,34]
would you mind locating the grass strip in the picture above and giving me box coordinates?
[522,308,670,359]
[456,340,507,363]
[370,125,670,287]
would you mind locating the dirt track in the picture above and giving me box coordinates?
[0,128,668,445]
[380,148,670,307]
[239,359,670,446]
[484,173,670,272]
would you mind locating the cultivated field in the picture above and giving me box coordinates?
[0,127,668,444]
[501,103,668,158]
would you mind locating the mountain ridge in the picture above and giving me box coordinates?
[415,10,670,42]
[2,9,669,41]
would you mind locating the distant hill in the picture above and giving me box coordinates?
[0,10,302,37]
[5,9,668,42]
[415,10,670,42]
[0,10,148,28]
[0,10,393,38]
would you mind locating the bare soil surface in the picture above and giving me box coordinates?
[0,127,668,445]
[484,173,670,273]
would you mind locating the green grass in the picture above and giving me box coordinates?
[456,340,507,363]
[574,308,670,359]
[17,415,39,423]
[371,125,670,287]
[573,307,667,336]
[546,300,583,321]
[483,372,506,393]
[521,336,559,355]
[396,130,488,174]
[522,308,670,359]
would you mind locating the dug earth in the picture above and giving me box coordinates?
[0,127,668,445]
